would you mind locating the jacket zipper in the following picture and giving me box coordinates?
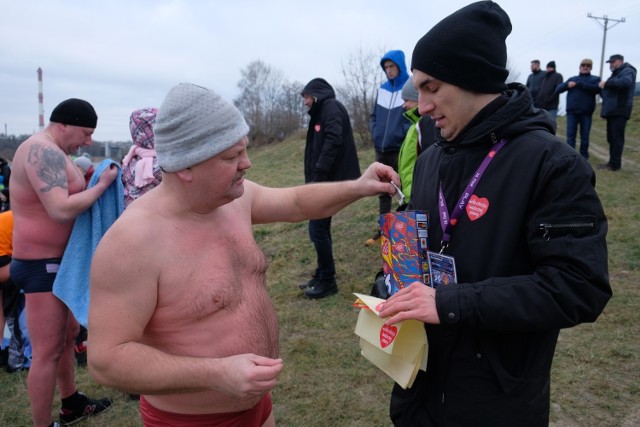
[539,222,595,241]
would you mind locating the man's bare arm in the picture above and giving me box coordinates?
[25,143,117,222]
[250,162,400,224]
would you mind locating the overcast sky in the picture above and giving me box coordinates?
[1,0,638,143]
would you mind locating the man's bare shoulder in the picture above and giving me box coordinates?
[109,196,167,240]
[15,135,68,192]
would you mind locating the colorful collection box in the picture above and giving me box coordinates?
[380,211,430,296]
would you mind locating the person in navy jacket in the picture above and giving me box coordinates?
[555,58,601,159]
[597,54,637,171]
[367,50,411,245]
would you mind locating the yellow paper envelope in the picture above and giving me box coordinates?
[354,294,404,355]
[353,293,428,389]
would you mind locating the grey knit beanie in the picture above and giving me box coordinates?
[154,83,249,172]
[401,76,419,102]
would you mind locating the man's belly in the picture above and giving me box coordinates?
[142,291,279,414]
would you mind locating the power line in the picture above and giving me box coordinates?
[588,13,626,78]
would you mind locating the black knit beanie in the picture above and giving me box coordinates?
[411,1,511,94]
[50,98,98,128]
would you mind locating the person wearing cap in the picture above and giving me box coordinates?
[597,54,637,171]
[298,78,361,299]
[536,60,564,121]
[366,50,412,246]
[555,59,601,159]
[73,155,95,186]
[9,98,117,427]
[397,76,435,205]
[87,83,400,426]
[526,59,546,108]
[377,2,611,425]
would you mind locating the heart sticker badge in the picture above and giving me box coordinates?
[380,324,398,348]
[466,195,489,221]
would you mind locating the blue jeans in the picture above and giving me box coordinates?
[308,217,335,279]
[605,116,628,170]
[566,113,593,159]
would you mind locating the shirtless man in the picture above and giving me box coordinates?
[87,83,400,426]
[10,98,117,427]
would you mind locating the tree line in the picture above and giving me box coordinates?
[234,48,384,146]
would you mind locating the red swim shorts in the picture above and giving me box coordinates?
[139,393,272,427]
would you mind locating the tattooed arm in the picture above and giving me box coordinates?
[25,143,118,223]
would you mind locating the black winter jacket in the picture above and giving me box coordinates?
[536,70,563,110]
[391,83,611,427]
[301,78,361,183]
[600,62,637,119]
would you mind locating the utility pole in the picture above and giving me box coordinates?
[588,14,626,78]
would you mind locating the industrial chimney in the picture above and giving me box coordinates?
[38,67,44,131]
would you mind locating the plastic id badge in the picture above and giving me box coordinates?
[427,251,457,287]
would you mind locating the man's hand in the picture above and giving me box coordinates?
[356,162,401,198]
[216,354,284,399]
[378,282,440,325]
[96,164,118,189]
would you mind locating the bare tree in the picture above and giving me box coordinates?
[337,47,384,146]
[272,81,306,141]
[234,61,306,145]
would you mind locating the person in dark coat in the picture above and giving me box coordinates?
[555,58,601,159]
[299,78,361,298]
[525,59,545,107]
[378,2,611,426]
[598,54,637,171]
[536,60,563,122]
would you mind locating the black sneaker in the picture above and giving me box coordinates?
[304,278,338,299]
[298,276,318,289]
[59,393,112,425]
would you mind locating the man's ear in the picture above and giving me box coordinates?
[175,168,193,182]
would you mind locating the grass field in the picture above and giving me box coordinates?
[0,104,638,426]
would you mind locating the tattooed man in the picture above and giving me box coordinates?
[10,99,117,427]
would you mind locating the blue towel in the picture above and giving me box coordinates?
[53,159,124,327]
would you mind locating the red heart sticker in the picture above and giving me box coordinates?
[466,195,489,221]
[380,324,398,348]
[450,218,457,226]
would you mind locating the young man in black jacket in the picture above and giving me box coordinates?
[378,2,611,426]
[299,78,361,298]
